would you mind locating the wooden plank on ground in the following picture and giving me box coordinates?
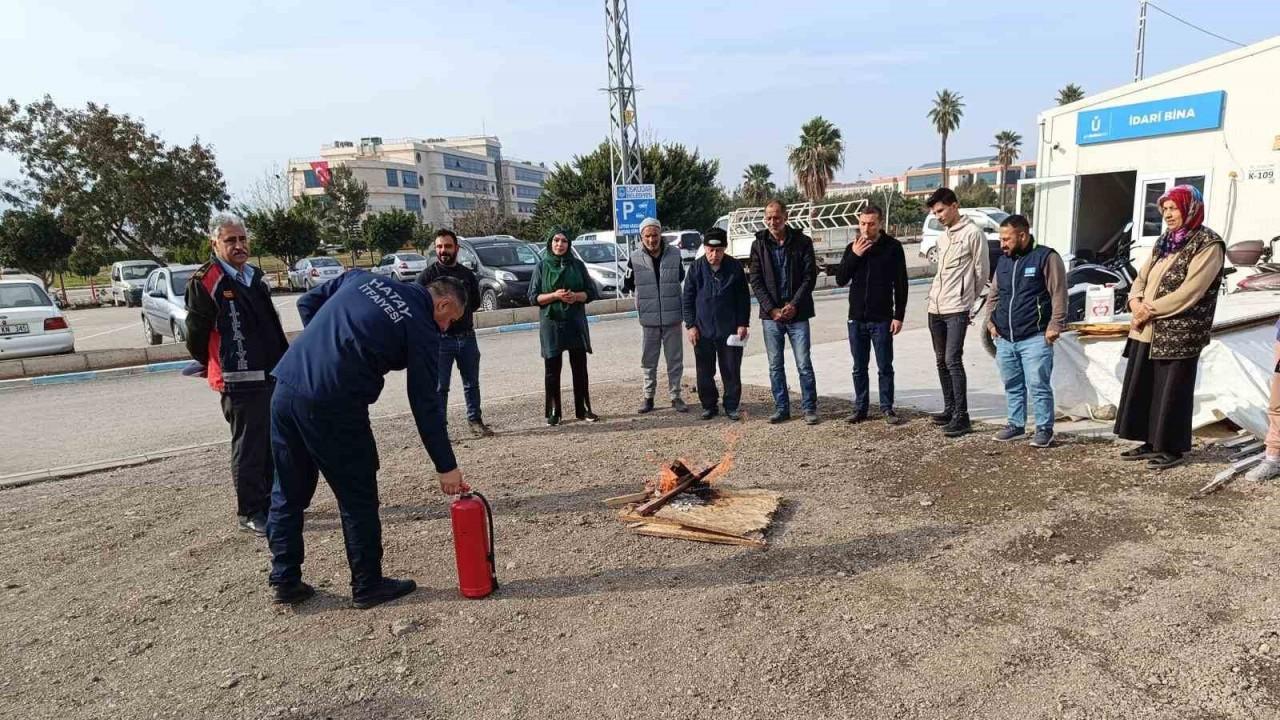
[604,492,651,507]
[627,522,765,547]
[652,487,781,538]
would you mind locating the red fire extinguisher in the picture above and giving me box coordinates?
[450,491,497,599]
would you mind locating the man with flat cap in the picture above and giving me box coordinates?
[681,228,751,421]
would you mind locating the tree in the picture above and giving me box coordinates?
[927,90,964,188]
[0,96,228,263]
[955,180,999,209]
[991,130,1023,211]
[788,117,844,204]
[740,164,776,206]
[530,141,721,239]
[319,165,368,262]
[66,243,104,281]
[234,163,292,217]
[0,209,77,287]
[244,206,321,269]
[411,220,436,254]
[364,209,417,258]
[865,189,925,233]
[1056,83,1085,105]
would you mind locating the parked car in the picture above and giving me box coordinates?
[109,260,161,307]
[0,275,75,359]
[918,207,1008,264]
[288,256,345,291]
[573,239,627,296]
[447,236,540,310]
[574,230,619,247]
[140,264,200,345]
[371,252,429,282]
[662,230,702,265]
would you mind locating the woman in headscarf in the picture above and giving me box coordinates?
[528,228,600,425]
[1114,185,1225,470]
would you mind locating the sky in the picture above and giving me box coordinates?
[2,0,1278,201]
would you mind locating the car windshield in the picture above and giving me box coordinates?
[984,211,1010,224]
[0,283,52,308]
[120,264,158,280]
[475,244,538,267]
[170,270,195,296]
[576,244,619,264]
[679,232,701,250]
[399,254,426,262]
[311,257,341,267]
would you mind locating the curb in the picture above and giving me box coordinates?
[0,360,192,391]
[0,440,223,490]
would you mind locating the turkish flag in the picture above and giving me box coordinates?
[310,161,332,187]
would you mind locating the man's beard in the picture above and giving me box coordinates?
[438,251,455,265]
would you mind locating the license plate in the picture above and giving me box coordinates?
[0,322,30,336]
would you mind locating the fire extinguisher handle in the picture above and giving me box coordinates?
[471,490,498,591]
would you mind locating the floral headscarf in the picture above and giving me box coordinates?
[1154,185,1205,258]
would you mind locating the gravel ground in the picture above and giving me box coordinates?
[3,381,1279,719]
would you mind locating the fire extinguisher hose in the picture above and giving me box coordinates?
[471,491,498,591]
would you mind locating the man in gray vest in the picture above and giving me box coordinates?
[624,217,687,413]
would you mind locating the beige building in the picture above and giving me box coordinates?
[288,135,548,227]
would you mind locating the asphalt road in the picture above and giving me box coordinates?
[1,287,990,477]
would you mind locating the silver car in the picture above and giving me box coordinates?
[140,264,200,345]
[372,252,429,282]
[0,276,75,358]
[109,260,160,307]
[288,256,344,291]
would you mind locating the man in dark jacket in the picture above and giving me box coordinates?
[625,217,687,414]
[748,200,819,424]
[417,228,491,437]
[681,228,750,421]
[985,214,1067,449]
[834,204,908,426]
[185,214,290,537]
[266,270,468,609]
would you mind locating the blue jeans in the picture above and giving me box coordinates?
[439,333,482,422]
[848,320,894,414]
[995,334,1055,432]
[761,318,817,414]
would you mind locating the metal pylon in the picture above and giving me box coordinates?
[605,0,643,188]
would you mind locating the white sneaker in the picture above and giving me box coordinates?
[1246,458,1280,482]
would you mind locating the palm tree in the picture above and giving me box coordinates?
[927,90,964,189]
[741,163,776,205]
[1056,83,1085,105]
[991,130,1023,211]
[788,116,845,204]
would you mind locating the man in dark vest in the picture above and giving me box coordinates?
[985,214,1067,449]
[624,216,687,414]
[185,213,290,537]
[681,228,751,421]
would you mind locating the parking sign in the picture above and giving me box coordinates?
[613,184,657,235]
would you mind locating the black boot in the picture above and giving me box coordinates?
[352,577,417,610]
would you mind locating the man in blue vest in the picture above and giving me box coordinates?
[681,228,751,421]
[266,270,468,609]
[624,217,687,414]
[185,214,290,537]
[985,214,1067,448]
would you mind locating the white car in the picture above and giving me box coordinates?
[662,230,702,265]
[919,207,1008,264]
[372,252,429,282]
[0,275,75,359]
[574,240,627,295]
[288,256,345,291]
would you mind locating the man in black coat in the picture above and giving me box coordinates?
[834,204,908,426]
[748,200,819,425]
[681,229,751,421]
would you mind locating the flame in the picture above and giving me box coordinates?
[702,426,743,485]
[658,458,692,494]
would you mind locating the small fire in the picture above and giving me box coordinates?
[658,458,691,494]
[702,426,742,485]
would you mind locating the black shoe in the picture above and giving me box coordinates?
[768,410,791,424]
[671,398,689,413]
[352,577,417,610]
[468,420,494,437]
[272,581,315,605]
[637,398,654,414]
[546,414,560,426]
[883,410,906,426]
[238,512,268,537]
[804,412,821,426]
[943,415,972,438]
[845,412,868,424]
[930,411,953,426]
[1147,452,1185,471]
[1120,443,1159,461]
[578,411,600,423]
[725,409,741,421]
[700,407,718,420]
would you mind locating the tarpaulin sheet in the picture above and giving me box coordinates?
[1054,291,1280,438]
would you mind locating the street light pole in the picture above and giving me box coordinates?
[1134,0,1148,83]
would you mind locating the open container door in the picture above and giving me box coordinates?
[1016,175,1078,258]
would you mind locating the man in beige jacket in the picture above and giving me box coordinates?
[924,188,991,437]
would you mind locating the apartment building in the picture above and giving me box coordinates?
[288,135,549,227]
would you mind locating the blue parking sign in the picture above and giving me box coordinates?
[614,184,657,235]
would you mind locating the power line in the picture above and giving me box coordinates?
[1146,2,1246,48]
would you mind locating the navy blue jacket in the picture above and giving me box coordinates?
[681,255,751,341]
[271,270,457,473]
[990,243,1067,342]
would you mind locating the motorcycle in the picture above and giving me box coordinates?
[1065,221,1136,323]
[1228,236,1280,293]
